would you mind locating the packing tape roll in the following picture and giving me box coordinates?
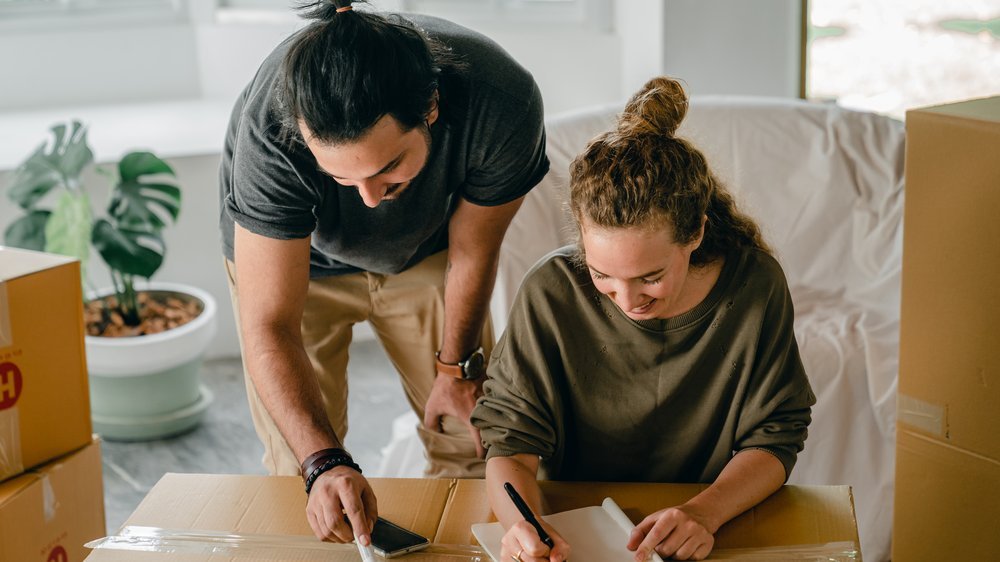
[897,394,945,437]
[87,526,487,561]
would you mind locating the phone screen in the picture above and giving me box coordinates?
[370,517,430,558]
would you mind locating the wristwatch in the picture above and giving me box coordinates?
[435,347,487,380]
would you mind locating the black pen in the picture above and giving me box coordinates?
[503,481,555,549]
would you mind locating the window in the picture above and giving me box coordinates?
[0,0,186,28]
[806,0,999,119]
[216,0,611,32]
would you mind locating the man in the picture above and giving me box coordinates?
[218,0,548,549]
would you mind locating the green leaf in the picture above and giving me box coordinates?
[118,151,174,183]
[3,210,51,251]
[61,122,95,179]
[7,145,63,209]
[5,121,93,209]
[92,220,164,279]
[44,191,92,275]
[109,180,182,232]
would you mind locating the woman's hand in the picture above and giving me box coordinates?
[627,505,715,561]
[500,518,571,562]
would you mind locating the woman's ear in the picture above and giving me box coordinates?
[690,214,708,250]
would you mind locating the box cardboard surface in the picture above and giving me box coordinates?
[0,247,93,482]
[85,475,457,562]
[895,96,1000,560]
[86,474,858,561]
[437,479,860,552]
[0,438,105,562]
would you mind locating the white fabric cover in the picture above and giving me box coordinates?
[383,96,905,562]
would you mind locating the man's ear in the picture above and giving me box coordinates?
[426,90,440,126]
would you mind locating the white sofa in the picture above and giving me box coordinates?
[384,96,906,562]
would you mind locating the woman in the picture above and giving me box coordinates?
[471,77,815,562]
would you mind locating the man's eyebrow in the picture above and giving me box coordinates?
[326,153,405,180]
[588,265,665,279]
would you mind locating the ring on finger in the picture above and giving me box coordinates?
[511,548,524,561]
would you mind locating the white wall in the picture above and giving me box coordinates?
[0,23,201,110]
[0,2,802,359]
[658,0,802,98]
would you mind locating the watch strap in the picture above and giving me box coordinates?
[435,351,467,379]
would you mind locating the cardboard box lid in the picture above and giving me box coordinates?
[86,475,458,562]
[436,479,860,552]
[112,475,453,540]
[86,475,859,561]
[912,95,1000,123]
[0,246,77,282]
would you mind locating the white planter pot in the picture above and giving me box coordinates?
[85,282,217,441]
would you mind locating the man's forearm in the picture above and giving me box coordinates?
[244,326,343,463]
[437,252,499,363]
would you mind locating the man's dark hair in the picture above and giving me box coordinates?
[279,0,459,145]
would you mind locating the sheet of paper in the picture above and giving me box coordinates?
[472,498,664,562]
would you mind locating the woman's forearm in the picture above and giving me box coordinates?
[681,449,786,533]
[486,454,543,529]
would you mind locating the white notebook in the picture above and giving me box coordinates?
[472,497,665,562]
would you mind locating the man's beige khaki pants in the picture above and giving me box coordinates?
[224,250,492,478]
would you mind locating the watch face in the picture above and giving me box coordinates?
[462,350,486,379]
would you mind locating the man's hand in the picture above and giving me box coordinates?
[423,373,486,458]
[305,466,378,545]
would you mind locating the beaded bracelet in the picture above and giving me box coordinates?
[301,448,352,481]
[302,450,362,495]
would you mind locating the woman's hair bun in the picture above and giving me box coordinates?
[617,76,688,137]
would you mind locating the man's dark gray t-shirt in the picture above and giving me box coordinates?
[219,14,549,277]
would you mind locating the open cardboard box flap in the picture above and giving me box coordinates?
[85,474,859,561]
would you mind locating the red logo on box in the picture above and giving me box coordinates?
[0,361,23,410]
[47,545,68,562]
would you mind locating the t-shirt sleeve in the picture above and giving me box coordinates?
[734,277,816,481]
[460,81,550,207]
[472,272,559,460]
[224,104,319,241]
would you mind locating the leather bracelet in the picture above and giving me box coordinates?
[303,452,362,495]
[301,447,350,481]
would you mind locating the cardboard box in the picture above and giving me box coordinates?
[895,96,1000,561]
[0,247,93,482]
[86,475,859,561]
[437,479,860,553]
[0,438,105,562]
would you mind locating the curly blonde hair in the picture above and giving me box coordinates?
[569,76,769,266]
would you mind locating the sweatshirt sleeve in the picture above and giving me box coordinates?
[472,267,561,461]
[734,273,816,480]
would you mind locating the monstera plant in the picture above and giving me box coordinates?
[4,121,218,441]
[4,120,184,334]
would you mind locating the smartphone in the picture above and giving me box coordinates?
[370,516,430,558]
